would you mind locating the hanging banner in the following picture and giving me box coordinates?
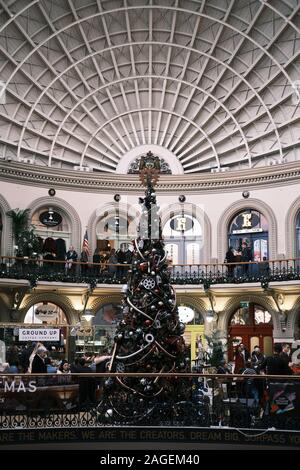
[19,328,60,341]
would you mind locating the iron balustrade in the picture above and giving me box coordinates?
[0,256,300,286]
[0,373,299,432]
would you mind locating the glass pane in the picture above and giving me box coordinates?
[250,336,260,354]
[186,242,200,264]
[254,306,272,324]
[230,307,251,325]
[165,243,178,264]
[264,336,273,356]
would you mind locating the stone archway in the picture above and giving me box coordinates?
[222,294,278,360]
[0,194,12,256]
[217,198,277,263]
[176,294,207,324]
[19,292,76,325]
[285,195,300,258]
[28,197,82,253]
[287,296,300,340]
[89,294,123,314]
[87,202,140,255]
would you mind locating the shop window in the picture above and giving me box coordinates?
[228,209,269,262]
[230,303,273,326]
[162,212,203,265]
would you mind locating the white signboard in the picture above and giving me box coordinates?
[19,329,60,342]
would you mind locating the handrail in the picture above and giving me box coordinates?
[1,254,300,267]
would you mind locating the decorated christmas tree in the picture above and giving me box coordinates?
[99,152,189,424]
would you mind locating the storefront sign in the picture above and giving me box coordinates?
[170,216,194,232]
[232,228,263,234]
[39,210,62,227]
[19,328,60,341]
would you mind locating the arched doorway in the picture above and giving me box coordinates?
[228,302,273,360]
[228,209,269,262]
[163,212,203,265]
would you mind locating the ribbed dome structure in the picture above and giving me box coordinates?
[0,0,300,173]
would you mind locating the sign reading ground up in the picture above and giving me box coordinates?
[19,329,60,341]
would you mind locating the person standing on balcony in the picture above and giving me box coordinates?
[224,246,236,278]
[241,241,252,275]
[65,245,78,274]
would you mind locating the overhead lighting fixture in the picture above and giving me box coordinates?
[48,207,54,221]
[206,310,214,323]
[82,309,95,322]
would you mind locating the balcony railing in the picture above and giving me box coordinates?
[0,256,300,286]
[0,373,299,436]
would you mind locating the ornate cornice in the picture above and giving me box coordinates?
[1,161,300,193]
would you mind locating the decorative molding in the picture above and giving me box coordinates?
[217,198,277,262]
[1,160,300,193]
[27,196,82,253]
[89,294,122,313]
[116,145,183,174]
[18,292,76,324]
[285,195,300,258]
[0,194,12,256]
[220,294,280,333]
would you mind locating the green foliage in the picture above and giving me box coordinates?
[17,228,42,257]
[6,208,41,257]
[6,208,31,240]
[205,331,226,367]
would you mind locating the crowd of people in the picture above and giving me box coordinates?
[215,342,296,404]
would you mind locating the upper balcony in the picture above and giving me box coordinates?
[0,256,300,292]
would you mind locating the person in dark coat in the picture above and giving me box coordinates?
[241,241,252,275]
[65,245,78,274]
[281,344,291,366]
[260,344,293,375]
[31,347,47,373]
[224,246,236,278]
[76,358,96,407]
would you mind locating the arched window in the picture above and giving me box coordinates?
[24,302,68,325]
[163,212,203,265]
[31,207,70,258]
[96,211,134,253]
[178,305,204,325]
[230,304,272,326]
[228,209,269,262]
[296,211,300,258]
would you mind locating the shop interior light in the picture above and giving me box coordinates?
[206,310,214,323]
[82,309,95,322]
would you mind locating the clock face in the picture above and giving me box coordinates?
[178,306,195,324]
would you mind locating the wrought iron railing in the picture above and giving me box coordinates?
[0,373,299,433]
[0,256,300,287]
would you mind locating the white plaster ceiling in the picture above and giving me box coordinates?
[0,0,300,174]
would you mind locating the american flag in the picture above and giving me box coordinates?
[82,229,90,255]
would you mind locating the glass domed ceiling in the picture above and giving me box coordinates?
[0,0,300,174]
